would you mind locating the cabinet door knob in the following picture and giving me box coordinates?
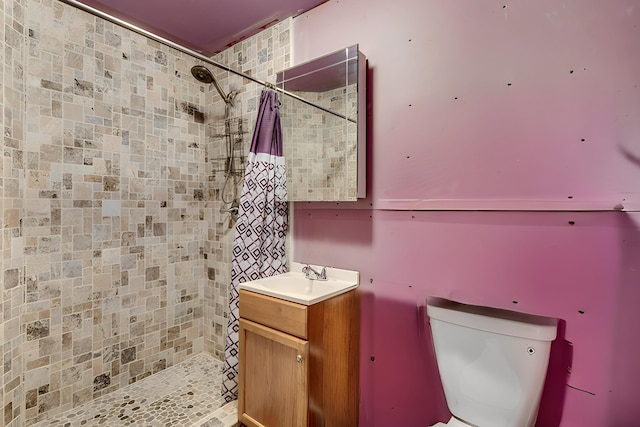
[296,355,303,363]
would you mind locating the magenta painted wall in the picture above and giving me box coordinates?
[291,1,640,426]
[293,0,640,210]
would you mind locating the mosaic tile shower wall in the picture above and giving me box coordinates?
[202,19,292,359]
[2,0,28,425]
[1,0,219,423]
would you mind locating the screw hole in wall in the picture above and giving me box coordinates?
[568,221,575,225]
[578,310,585,314]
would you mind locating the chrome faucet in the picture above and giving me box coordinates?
[302,264,327,281]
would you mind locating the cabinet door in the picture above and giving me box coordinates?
[239,318,309,427]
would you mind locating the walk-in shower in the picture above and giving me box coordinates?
[24,1,346,426]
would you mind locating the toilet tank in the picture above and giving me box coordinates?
[427,298,557,427]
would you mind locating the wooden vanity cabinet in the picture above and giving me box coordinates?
[238,289,360,427]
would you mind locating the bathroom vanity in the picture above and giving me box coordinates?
[237,265,360,427]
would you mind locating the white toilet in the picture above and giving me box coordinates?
[427,298,557,427]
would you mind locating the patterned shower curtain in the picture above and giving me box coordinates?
[221,90,288,402]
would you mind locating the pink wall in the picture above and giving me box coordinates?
[293,0,640,210]
[291,1,640,426]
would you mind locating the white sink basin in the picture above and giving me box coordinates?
[238,262,359,305]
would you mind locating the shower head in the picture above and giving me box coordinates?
[190,65,237,106]
[191,65,215,84]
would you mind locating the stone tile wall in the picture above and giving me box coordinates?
[202,19,292,358]
[2,0,215,424]
[2,0,28,425]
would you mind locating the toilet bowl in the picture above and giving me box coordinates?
[427,297,557,427]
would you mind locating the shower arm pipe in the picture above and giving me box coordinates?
[58,0,355,124]
[212,77,232,105]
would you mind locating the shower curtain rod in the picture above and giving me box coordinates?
[58,0,355,123]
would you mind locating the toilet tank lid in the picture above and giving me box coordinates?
[427,298,558,341]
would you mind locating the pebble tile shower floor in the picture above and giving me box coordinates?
[32,353,238,427]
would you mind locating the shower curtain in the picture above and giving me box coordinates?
[221,90,288,402]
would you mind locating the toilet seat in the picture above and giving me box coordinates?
[430,416,473,427]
